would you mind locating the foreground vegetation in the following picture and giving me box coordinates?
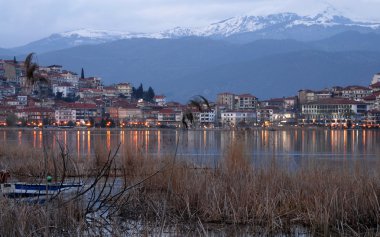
[0,134,380,236]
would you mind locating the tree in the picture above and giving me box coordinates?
[67,121,75,127]
[5,113,17,127]
[19,118,28,127]
[182,95,210,129]
[88,117,95,127]
[24,53,49,95]
[81,67,85,79]
[136,83,144,99]
[132,83,144,100]
[55,91,63,100]
[144,86,155,102]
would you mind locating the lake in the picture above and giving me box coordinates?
[1,128,379,165]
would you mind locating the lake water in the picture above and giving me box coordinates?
[1,128,379,165]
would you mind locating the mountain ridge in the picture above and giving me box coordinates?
[8,9,380,53]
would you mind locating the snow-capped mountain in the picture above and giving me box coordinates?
[10,9,380,53]
[161,8,380,39]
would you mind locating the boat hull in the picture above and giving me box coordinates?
[1,183,82,198]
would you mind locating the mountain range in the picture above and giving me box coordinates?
[2,9,380,101]
[7,8,380,53]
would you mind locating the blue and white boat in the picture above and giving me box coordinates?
[0,182,82,198]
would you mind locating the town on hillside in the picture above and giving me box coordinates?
[1,57,380,129]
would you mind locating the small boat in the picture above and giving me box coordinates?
[0,182,83,198]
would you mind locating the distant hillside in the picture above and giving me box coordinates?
[311,31,380,51]
[0,48,16,58]
[35,34,380,101]
[176,50,380,100]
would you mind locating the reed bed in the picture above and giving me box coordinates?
[1,136,380,236]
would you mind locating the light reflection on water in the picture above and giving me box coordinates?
[1,128,379,163]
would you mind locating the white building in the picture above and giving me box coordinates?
[17,95,28,106]
[55,109,76,124]
[301,98,368,121]
[191,109,216,127]
[340,86,372,101]
[116,83,132,99]
[157,108,182,126]
[371,73,380,85]
[52,84,76,98]
[221,111,256,127]
[154,95,166,106]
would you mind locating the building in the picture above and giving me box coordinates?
[191,109,216,127]
[198,110,216,124]
[79,77,102,89]
[0,85,16,98]
[0,60,23,85]
[339,85,372,101]
[221,111,256,127]
[235,93,258,110]
[257,107,277,123]
[154,95,166,106]
[371,73,380,85]
[78,88,103,99]
[370,82,380,92]
[52,83,76,98]
[217,92,235,110]
[301,98,368,122]
[272,111,297,125]
[366,110,380,126]
[63,103,98,122]
[116,83,132,99]
[298,89,333,105]
[16,107,55,124]
[260,98,285,110]
[17,95,28,106]
[55,109,76,124]
[48,70,78,86]
[157,108,182,126]
[108,105,143,122]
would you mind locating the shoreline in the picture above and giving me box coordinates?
[0,125,375,132]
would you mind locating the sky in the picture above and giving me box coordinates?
[1,0,380,48]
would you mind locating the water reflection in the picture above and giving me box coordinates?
[0,129,379,163]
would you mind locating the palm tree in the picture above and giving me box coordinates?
[24,52,48,96]
[182,95,210,129]
[24,53,52,207]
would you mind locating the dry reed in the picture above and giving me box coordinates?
[1,135,380,236]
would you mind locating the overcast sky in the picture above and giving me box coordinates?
[1,0,380,48]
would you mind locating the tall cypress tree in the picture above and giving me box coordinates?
[81,68,85,79]
[146,86,155,102]
[136,83,144,99]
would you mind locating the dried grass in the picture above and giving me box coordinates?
[1,136,380,236]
